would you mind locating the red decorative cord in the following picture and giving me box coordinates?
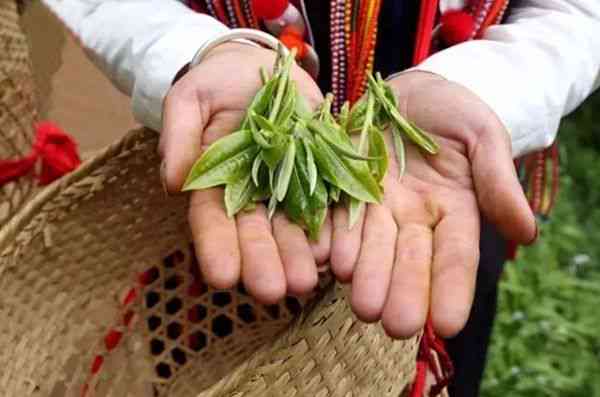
[410,319,454,397]
[0,121,80,187]
[412,0,439,65]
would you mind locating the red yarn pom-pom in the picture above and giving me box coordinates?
[440,10,474,46]
[252,0,288,20]
[279,26,307,58]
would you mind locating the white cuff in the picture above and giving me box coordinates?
[131,17,229,132]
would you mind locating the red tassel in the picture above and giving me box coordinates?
[279,26,308,59]
[409,318,454,397]
[440,10,475,45]
[252,0,288,20]
[0,121,80,187]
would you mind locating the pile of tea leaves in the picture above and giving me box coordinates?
[184,49,439,240]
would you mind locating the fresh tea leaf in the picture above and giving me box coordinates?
[391,126,406,179]
[183,129,254,190]
[225,173,256,217]
[275,139,296,201]
[183,145,259,191]
[303,138,318,195]
[368,126,389,183]
[310,134,382,203]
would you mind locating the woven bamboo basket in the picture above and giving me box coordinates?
[0,0,38,225]
[0,1,423,396]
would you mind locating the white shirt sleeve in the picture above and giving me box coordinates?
[42,0,229,131]
[415,0,600,157]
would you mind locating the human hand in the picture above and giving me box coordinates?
[159,43,329,303]
[330,71,536,338]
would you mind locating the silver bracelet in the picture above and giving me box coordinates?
[190,28,289,68]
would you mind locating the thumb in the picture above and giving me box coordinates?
[471,129,537,245]
[159,85,210,194]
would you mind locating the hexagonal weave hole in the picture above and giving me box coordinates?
[212,291,232,307]
[212,314,233,338]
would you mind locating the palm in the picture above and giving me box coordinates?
[161,44,329,304]
[330,72,536,339]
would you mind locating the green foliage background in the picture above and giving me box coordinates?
[482,93,600,396]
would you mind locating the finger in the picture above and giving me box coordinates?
[381,223,433,339]
[189,188,240,289]
[330,205,365,282]
[472,129,537,244]
[273,213,318,296]
[310,211,332,265]
[237,205,287,304]
[159,82,209,193]
[430,212,480,338]
[350,205,397,322]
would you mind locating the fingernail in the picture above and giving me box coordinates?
[160,161,170,196]
[528,221,539,245]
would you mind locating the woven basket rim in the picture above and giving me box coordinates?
[0,127,156,252]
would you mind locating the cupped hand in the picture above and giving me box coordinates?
[330,71,537,338]
[159,43,329,303]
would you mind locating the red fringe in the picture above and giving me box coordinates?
[0,121,80,187]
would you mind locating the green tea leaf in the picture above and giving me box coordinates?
[184,145,259,191]
[260,67,269,84]
[225,173,256,217]
[275,79,297,126]
[339,101,351,132]
[240,78,276,129]
[368,126,389,183]
[295,93,313,120]
[275,139,296,201]
[250,121,274,149]
[283,155,328,240]
[252,112,277,133]
[358,93,375,155]
[269,49,295,122]
[406,120,440,154]
[261,139,287,169]
[267,192,278,219]
[329,185,341,202]
[348,197,364,229]
[309,120,380,161]
[251,154,263,186]
[183,129,254,189]
[367,74,440,154]
[303,138,318,195]
[391,126,406,179]
[310,134,382,203]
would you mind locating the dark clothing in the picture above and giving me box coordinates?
[306,3,507,396]
[446,221,506,396]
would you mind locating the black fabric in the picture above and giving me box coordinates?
[304,3,506,396]
[305,0,418,91]
[446,220,506,397]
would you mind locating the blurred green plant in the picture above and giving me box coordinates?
[482,93,600,396]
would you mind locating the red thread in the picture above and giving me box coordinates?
[138,267,159,286]
[104,330,123,351]
[0,121,80,186]
[440,11,475,45]
[409,361,428,397]
[91,355,104,374]
[122,288,137,306]
[123,310,135,327]
[409,319,454,396]
[252,0,288,20]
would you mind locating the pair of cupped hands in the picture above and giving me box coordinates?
[159,43,536,339]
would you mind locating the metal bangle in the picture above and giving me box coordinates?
[190,28,289,68]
